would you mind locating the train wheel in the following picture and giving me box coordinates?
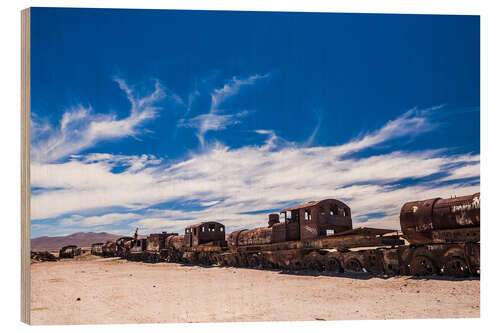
[223,255,232,266]
[442,257,470,277]
[409,255,437,276]
[344,258,363,273]
[248,255,258,268]
[364,252,383,274]
[260,256,272,269]
[234,254,246,267]
[291,260,303,271]
[303,253,323,271]
[254,254,265,268]
[325,258,343,273]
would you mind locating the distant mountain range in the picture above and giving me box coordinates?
[31,232,126,250]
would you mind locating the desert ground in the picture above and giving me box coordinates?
[30,255,480,325]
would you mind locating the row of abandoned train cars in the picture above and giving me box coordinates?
[87,193,480,277]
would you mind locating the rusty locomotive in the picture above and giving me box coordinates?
[86,193,480,277]
[58,245,82,258]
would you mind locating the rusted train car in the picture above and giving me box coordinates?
[87,193,480,277]
[117,229,179,262]
[175,222,227,264]
[59,245,81,258]
[90,243,104,256]
[215,195,479,276]
[101,240,118,257]
[218,199,403,272]
[398,192,480,276]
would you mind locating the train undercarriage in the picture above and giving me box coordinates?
[163,227,479,278]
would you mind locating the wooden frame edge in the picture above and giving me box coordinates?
[21,7,31,325]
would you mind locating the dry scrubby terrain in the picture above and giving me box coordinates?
[30,255,480,325]
[30,232,126,251]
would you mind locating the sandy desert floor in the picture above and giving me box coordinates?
[30,256,480,325]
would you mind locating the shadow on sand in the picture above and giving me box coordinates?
[177,262,480,281]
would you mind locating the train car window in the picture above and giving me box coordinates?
[194,228,197,235]
[305,210,312,220]
[330,205,338,215]
[286,211,292,219]
[338,207,345,217]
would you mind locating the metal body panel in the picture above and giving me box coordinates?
[400,193,480,244]
[59,245,81,258]
[184,221,225,247]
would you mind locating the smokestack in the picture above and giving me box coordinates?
[268,213,279,227]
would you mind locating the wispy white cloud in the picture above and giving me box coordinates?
[178,110,250,145]
[59,213,140,227]
[331,106,440,155]
[31,78,167,163]
[178,74,269,147]
[32,107,479,236]
[441,161,480,181]
[210,74,269,111]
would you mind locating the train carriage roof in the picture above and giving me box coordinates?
[116,236,133,242]
[60,245,78,251]
[186,221,225,229]
[280,198,350,213]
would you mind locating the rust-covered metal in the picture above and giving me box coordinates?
[146,232,177,252]
[281,199,352,240]
[31,251,58,262]
[235,227,272,246]
[400,193,480,244]
[115,237,133,257]
[184,221,225,247]
[87,193,480,277]
[102,240,117,257]
[58,245,81,258]
[90,243,104,256]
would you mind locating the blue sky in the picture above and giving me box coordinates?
[30,8,480,237]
